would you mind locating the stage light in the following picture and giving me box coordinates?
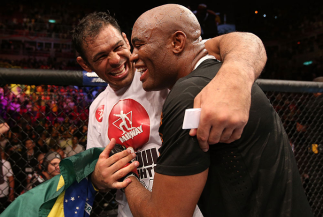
[303,61,313,65]
[49,19,56,23]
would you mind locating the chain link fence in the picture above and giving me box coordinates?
[0,79,322,216]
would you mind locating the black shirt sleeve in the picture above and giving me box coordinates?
[155,76,210,176]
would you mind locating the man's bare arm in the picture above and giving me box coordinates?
[193,32,267,151]
[125,170,208,217]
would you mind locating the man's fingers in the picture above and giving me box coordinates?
[100,138,117,159]
[191,93,201,136]
[217,127,234,143]
[108,151,136,171]
[196,123,213,152]
[193,92,201,109]
[112,178,132,189]
[220,128,243,143]
[113,161,139,182]
[189,128,197,136]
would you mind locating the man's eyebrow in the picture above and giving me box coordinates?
[131,37,143,45]
[92,40,123,61]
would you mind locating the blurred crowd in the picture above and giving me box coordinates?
[0,57,81,70]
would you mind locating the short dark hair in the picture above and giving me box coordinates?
[71,11,122,64]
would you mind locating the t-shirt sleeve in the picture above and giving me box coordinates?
[4,161,13,177]
[86,109,96,149]
[155,79,210,176]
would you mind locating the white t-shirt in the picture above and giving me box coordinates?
[87,71,203,217]
[65,144,84,157]
[0,139,9,150]
[0,159,13,198]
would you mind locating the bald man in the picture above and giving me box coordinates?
[113,4,313,217]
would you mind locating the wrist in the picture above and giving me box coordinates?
[121,174,139,193]
[90,173,110,192]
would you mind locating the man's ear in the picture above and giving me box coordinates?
[171,31,186,54]
[122,32,131,50]
[76,56,92,72]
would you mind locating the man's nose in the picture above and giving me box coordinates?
[129,52,138,63]
[108,52,121,65]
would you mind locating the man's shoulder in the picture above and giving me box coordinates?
[169,59,221,99]
[2,159,10,165]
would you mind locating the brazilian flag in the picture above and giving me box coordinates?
[1,147,104,217]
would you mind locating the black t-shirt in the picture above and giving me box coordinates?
[155,59,313,217]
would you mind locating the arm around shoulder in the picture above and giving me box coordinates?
[205,32,267,79]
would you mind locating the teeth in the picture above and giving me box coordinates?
[110,65,125,76]
[137,68,147,73]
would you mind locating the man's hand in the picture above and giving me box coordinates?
[190,64,251,151]
[91,138,139,191]
[0,122,9,135]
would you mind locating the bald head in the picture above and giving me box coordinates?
[133,4,201,43]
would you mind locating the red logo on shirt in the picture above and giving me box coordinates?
[95,105,105,122]
[108,99,150,150]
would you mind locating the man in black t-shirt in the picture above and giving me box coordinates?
[123,4,313,217]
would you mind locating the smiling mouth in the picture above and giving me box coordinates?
[109,63,127,76]
[137,67,148,82]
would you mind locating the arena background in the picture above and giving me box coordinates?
[0,1,323,216]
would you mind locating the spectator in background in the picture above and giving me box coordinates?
[35,136,49,154]
[0,118,14,213]
[42,151,61,179]
[0,146,15,213]
[193,4,219,38]
[59,131,72,150]
[23,139,41,170]
[16,139,40,194]
[62,117,71,131]
[78,125,88,148]
[6,131,26,195]
[47,129,60,149]
[0,134,9,151]
[20,123,33,142]
[65,136,84,157]
[26,152,61,191]
[0,118,9,151]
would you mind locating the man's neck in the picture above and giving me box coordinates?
[177,48,208,82]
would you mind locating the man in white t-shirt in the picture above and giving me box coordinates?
[72,11,266,216]
[65,136,84,157]
[0,155,14,213]
[0,119,14,213]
